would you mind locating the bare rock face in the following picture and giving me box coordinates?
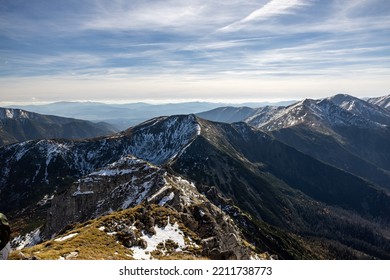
[43,156,165,239]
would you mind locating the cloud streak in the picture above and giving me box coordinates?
[242,0,308,21]
[220,0,311,32]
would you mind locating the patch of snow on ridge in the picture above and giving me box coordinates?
[89,156,149,177]
[159,192,175,206]
[119,181,154,209]
[72,185,94,196]
[5,109,14,118]
[41,140,71,183]
[89,168,135,177]
[131,221,186,260]
[54,233,79,242]
[148,185,171,202]
[195,123,201,135]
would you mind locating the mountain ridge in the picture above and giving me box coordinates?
[5,100,295,130]
[0,107,118,146]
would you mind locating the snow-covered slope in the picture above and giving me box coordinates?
[124,114,201,164]
[244,106,282,127]
[196,106,256,123]
[327,94,390,125]
[367,94,390,110]
[246,94,390,131]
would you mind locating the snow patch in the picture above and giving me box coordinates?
[54,233,79,242]
[72,185,94,196]
[14,142,32,161]
[5,109,14,118]
[148,184,171,202]
[195,123,201,135]
[12,228,42,250]
[42,141,71,183]
[90,168,137,177]
[36,194,54,206]
[158,192,175,206]
[131,221,185,260]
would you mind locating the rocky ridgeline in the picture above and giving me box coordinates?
[41,156,258,260]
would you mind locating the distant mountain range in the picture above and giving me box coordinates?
[0,108,118,146]
[198,94,390,192]
[2,94,390,260]
[6,100,295,130]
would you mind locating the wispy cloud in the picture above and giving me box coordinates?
[242,0,308,21]
[219,0,312,32]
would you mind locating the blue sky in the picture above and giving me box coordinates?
[1,0,389,104]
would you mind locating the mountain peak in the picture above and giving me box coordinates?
[325,93,363,108]
[328,93,355,101]
[323,94,390,126]
[122,114,201,165]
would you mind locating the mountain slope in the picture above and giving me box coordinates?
[196,106,256,123]
[0,108,118,146]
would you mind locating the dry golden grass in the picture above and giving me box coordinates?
[10,205,206,260]
[11,223,134,260]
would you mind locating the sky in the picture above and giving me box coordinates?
[0,0,389,104]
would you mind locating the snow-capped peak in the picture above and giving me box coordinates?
[324,94,390,126]
[247,94,390,131]
[367,94,390,110]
